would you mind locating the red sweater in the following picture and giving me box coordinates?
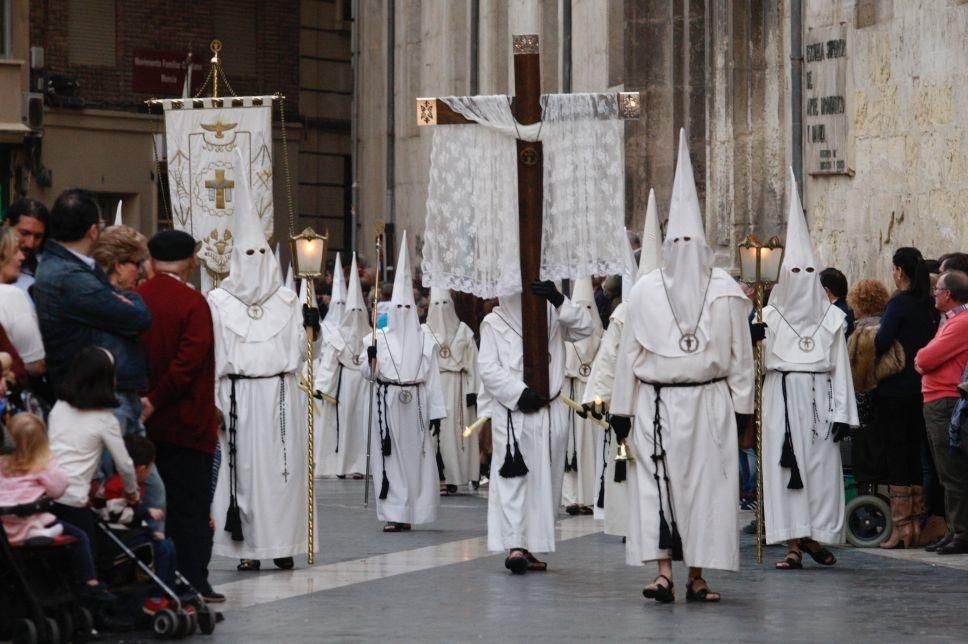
[915,309,968,403]
[136,275,219,454]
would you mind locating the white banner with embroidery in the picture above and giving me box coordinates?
[163,97,274,287]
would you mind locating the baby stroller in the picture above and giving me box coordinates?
[92,512,218,639]
[0,498,96,644]
[840,434,892,547]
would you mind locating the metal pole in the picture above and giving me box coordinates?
[305,282,316,565]
[385,0,395,241]
[791,0,804,202]
[350,0,361,254]
[754,282,765,564]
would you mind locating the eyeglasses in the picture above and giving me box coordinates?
[932,287,950,294]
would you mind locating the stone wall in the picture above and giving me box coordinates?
[803,0,968,284]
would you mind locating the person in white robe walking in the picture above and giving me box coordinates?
[561,278,603,515]
[422,288,480,493]
[315,254,370,478]
[611,130,754,603]
[209,150,316,571]
[765,169,858,570]
[361,232,447,532]
[478,281,592,573]
[583,189,663,537]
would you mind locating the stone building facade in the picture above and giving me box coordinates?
[356,0,968,284]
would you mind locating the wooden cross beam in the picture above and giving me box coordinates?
[417,34,640,398]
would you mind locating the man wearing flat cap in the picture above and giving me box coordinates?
[136,229,224,603]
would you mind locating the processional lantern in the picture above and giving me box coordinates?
[291,227,328,278]
[736,233,784,565]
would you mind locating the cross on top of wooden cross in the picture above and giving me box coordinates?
[416,34,640,398]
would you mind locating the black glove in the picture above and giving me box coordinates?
[735,413,752,437]
[832,422,850,442]
[750,322,767,344]
[303,305,321,338]
[430,419,441,437]
[465,393,477,408]
[581,402,603,421]
[610,415,632,443]
[531,280,564,308]
[517,387,549,413]
[366,345,377,363]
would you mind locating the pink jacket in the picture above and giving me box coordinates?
[0,460,69,544]
[916,311,968,403]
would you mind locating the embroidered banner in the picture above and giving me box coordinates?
[163,97,274,287]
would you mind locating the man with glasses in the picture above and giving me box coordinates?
[916,270,968,554]
[33,189,151,396]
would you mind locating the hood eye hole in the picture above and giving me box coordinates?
[245,249,255,256]
[683,236,691,242]
[805,267,815,273]
[672,237,680,243]
[259,248,266,254]
[791,267,801,273]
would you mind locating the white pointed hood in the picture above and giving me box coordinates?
[621,233,638,304]
[769,168,829,328]
[322,253,345,337]
[637,188,663,279]
[381,231,424,380]
[426,287,460,340]
[659,129,714,330]
[220,148,282,306]
[284,261,294,291]
[114,200,123,227]
[566,277,602,376]
[338,253,371,358]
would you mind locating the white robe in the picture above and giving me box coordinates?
[762,304,857,545]
[561,360,601,509]
[314,339,368,477]
[361,332,447,525]
[478,298,592,553]
[612,273,754,571]
[422,322,480,487]
[209,287,313,560]
[583,302,629,536]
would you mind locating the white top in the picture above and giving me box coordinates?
[47,400,137,507]
[0,284,45,362]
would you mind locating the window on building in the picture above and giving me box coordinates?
[0,0,11,59]
[68,0,116,67]
[214,0,257,78]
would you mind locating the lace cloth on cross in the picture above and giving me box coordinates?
[422,93,627,299]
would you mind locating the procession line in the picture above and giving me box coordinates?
[212,516,603,610]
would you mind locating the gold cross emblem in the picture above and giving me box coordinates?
[205,169,235,209]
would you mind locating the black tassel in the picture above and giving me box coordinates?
[500,442,529,478]
[658,512,673,550]
[382,433,392,457]
[224,499,244,542]
[499,443,516,478]
[613,459,627,483]
[511,442,529,476]
[379,471,390,499]
[780,433,796,468]
[436,449,446,481]
[570,451,578,473]
[596,482,605,509]
[670,523,684,561]
[787,461,804,490]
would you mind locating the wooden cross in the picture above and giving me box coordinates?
[416,34,640,398]
[205,168,235,209]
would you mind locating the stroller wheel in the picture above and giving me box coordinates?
[56,613,72,644]
[845,494,892,548]
[72,608,94,643]
[197,605,217,635]
[42,617,60,644]
[174,610,193,639]
[11,618,38,644]
[152,609,178,638]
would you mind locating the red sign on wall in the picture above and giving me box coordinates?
[132,49,206,96]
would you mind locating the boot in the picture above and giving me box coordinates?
[912,484,947,547]
[880,485,915,549]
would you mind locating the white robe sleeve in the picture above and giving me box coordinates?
[727,296,755,415]
[830,327,860,426]
[478,320,527,410]
[313,344,342,396]
[583,318,622,406]
[463,330,481,397]
[610,318,640,418]
[424,346,448,421]
[557,297,593,342]
[102,416,138,494]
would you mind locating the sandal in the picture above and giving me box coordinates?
[799,539,836,566]
[523,550,547,572]
[685,577,721,603]
[273,557,294,570]
[383,522,404,532]
[775,550,803,570]
[505,549,529,575]
[237,559,261,571]
[642,574,675,603]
